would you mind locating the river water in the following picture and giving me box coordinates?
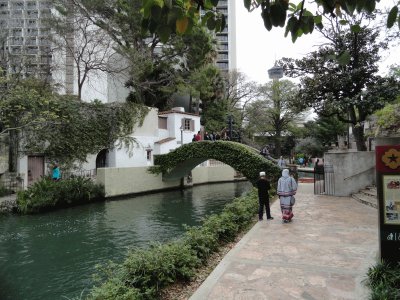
[0,181,253,300]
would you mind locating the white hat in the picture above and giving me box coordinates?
[259,171,266,176]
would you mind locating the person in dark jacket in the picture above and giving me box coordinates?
[257,171,273,221]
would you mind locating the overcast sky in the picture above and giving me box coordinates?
[234,2,399,85]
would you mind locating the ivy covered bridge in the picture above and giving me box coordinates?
[151,141,281,184]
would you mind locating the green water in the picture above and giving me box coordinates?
[0,181,252,300]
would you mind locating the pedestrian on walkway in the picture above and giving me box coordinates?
[277,168,297,223]
[277,156,286,169]
[257,171,273,221]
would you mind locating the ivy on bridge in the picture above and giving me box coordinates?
[149,141,281,185]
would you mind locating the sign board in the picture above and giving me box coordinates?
[376,145,400,263]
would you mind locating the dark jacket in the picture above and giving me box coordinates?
[257,178,270,199]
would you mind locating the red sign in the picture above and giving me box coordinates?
[376,145,400,173]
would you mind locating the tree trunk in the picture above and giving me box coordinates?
[275,132,282,157]
[352,125,367,151]
[8,130,18,172]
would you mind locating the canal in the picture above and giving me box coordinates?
[0,181,253,300]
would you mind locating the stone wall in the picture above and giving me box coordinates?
[324,151,376,197]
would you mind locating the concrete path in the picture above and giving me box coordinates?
[190,183,379,300]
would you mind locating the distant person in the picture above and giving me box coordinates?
[277,156,286,169]
[52,164,61,181]
[257,171,273,221]
[195,131,201,141]
[260,146,269,157]
[192,134,197,142]
[277,169,297,223]
[298,157,304,166]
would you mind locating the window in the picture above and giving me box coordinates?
[182,118,194,131]
[158,116,167,129]
[146,150,152,161]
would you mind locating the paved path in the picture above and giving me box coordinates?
[190,183,379,300]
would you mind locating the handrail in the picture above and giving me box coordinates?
[343,166,375,181]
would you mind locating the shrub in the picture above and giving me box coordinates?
[0,185,13,197]
[365,260,400,299]
[16,177,105,214]
[87,188,262,300]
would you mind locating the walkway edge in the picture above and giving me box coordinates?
[189,219,263,299]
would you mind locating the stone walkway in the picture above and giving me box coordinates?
[190,183,379,300]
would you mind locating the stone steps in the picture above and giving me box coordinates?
[351,185,377,209]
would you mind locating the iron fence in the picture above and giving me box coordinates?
[314,164,335,195]
[61,169,97,180]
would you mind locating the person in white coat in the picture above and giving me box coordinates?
[277,169,297,223]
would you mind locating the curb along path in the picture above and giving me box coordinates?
[190,183,379,299]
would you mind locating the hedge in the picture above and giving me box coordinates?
[88,188,273,300]
[16,177,105,214]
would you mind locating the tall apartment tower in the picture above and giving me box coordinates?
[0,0,52,79]
[215,0,236,73]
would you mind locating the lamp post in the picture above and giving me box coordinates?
[180,125,183,146]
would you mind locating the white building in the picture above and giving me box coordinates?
[18,106,201,186]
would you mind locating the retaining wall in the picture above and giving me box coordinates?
[96,164,238,198]
[324,151,375,196]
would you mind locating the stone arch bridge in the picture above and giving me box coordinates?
[151,141,281,185]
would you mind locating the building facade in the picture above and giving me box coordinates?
[215,0,236,73]
[0,0,52,79]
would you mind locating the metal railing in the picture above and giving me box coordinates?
[313,164,335,195]
[61,169,97,180]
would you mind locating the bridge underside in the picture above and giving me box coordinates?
[162,158,207,181]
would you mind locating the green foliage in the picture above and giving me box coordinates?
[281,23,400,150]
[90,278,142,300]
[72,1,219,111]
[150,141,282,184]
[88,188,262,300]
[0,185,13,197]
[366,261,400,300]
[303,116,347,148]
[16,177,105,214]
[244,79,302,157]
[0,77,149,167]
[295,137,325,157]
[140,1,398,43]
[374,102,400,134]
[141,0,225,42]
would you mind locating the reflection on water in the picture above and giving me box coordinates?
[0,181,252,300]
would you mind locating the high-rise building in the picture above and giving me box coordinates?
[215,0,236,73]
[0,0,52,79]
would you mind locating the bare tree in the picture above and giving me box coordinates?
[50,3,124,100]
